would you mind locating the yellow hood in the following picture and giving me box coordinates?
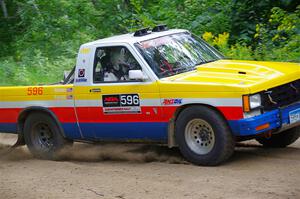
[161,60,300,94]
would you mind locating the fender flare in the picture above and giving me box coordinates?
[167,103,230,148]
[17,106,66,140]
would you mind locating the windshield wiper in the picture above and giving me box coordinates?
[173,66,195,74]
[194,59,217,67]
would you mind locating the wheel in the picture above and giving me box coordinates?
[24,112,72,160]
[175,106,235,166]
[256,127,300,148]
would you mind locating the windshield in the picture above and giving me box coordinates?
[135,32,224,78]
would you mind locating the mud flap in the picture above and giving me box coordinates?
[12,133,25,148]
[0,134,24,158]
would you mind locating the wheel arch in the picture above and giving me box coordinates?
[167,103,231,148]
[17,106,66,145]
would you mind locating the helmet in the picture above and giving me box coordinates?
[111,48,126,71]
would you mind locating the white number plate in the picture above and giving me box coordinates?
[289,108,300,124]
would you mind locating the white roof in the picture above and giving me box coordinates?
[83,29,188,47]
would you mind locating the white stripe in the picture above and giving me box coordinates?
[141,99,161,106]
[0,98,242,109]
[75,98,241,107]
[75,100,101,107]
[75,99,161,107]
[181,98,242,107]
[0,100,74,109]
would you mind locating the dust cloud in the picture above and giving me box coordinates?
[58,143,186,164]
[0,134,186,164]
[0,145,32,161]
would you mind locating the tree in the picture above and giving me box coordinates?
[0,0,8,18]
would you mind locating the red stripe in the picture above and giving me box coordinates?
[0,108,22,123]
[217,107,243,120]
[49,107,77,123]
[0,106,243,124]
[0,107,77,123]
[160,106,243,121]
[75,107,166,123]
[76,106,243,123]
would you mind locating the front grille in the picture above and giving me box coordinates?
[261,79,300,111]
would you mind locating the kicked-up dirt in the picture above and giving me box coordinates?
[0,134,299,199]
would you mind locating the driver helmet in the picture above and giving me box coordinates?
[110,48,126,71]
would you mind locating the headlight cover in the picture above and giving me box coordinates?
[249,94,262,109]
[243,93,262,112]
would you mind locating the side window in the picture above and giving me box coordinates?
[93,46,142,83]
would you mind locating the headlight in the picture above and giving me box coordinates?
[249,94,261,109]
[243,94,262,112]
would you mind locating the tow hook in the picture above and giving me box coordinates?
[264,132,272,139]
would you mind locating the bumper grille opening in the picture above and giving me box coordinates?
[261,79,300,111]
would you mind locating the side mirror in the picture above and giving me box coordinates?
[129,70,148,81]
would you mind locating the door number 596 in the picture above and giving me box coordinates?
[27,87,43,95]
[120,94,139,106]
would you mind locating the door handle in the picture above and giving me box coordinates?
[90,88,101,93]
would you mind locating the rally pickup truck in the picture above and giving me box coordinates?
[1,25,300,166]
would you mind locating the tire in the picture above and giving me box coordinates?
[175,106,235,166]
[256,127,300,148]
[24,112,72,160]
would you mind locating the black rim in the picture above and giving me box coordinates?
[31,122,54,151]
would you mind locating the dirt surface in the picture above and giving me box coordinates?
[0,134,299,199]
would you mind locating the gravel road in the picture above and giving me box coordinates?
[0,134,299,199]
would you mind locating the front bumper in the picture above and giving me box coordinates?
[229,102,300,136]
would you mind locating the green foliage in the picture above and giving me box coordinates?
[230,0,299,44]
[14,0,101,58]
[0,53,74,86]
[202,32,253,60]
[137,0,232,35]
[254,6,300,62]
[0,0,299,86]
[201,5,300,62]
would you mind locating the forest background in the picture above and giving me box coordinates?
[0,0,299,85]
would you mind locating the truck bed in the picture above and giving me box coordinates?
[0,84,75,133]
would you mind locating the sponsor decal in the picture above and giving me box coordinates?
[80,48,91,54]
[76,69,87,82]
[102,94,141,114]
[54,88,73,93]
[54,95,66,100]
[54,88,67,93]
[78,69,85,78]
[54,95,73,100]
[103,95,120,107]
[162,98,182,105]
[75,78,87,83]
[103,107,141,114]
